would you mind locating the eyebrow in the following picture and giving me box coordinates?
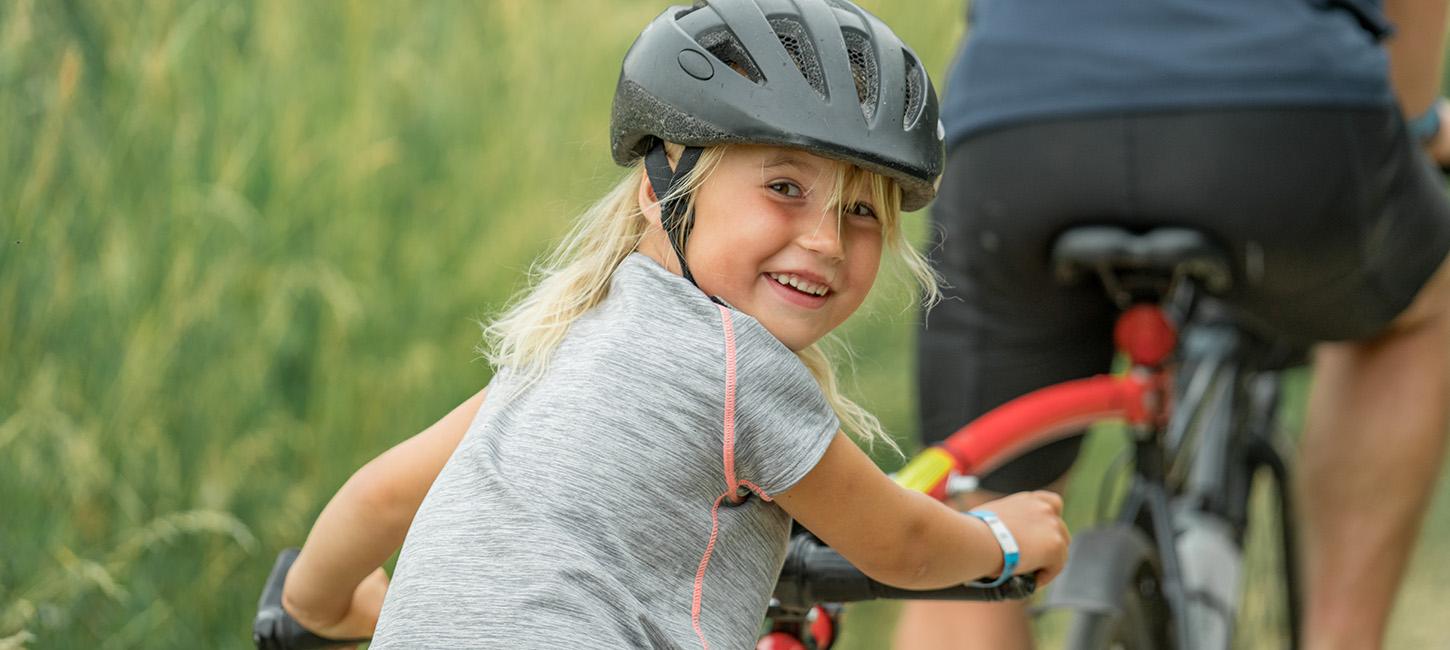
[762,153,821,176]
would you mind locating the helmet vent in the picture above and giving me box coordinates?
[698,27,765,84]
[903,51,926,129]
[843,29,879,121]
[769,17,826,98]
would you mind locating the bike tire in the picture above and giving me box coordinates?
[1043,525,1173,650]
[1062,558,1171,650]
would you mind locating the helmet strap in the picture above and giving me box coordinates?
[645,139,706,290]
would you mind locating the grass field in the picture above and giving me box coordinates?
[2,1,1448,648]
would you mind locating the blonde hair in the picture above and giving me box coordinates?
[482,144,941,452]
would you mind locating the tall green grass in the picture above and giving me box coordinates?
[2,1,1448,648]
[0,1,958,646]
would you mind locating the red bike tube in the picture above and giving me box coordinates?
[943,373,1155,475]
[895,373,1158,499]
[895,304,1177,500]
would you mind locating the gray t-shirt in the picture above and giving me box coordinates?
[372,254,840,649]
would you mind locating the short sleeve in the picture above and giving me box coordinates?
[727,314,841,496]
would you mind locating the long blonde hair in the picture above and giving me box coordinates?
[482,144,941,452]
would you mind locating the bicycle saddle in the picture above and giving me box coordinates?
[1052,226,1233,296]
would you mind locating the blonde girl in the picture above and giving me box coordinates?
[266,1,1068,648]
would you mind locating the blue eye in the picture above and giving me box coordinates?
[769,181,804,197]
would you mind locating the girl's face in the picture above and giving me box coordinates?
[638,145,886,351]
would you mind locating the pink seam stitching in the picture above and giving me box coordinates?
[691,490,730,650]
[716,304,739,495]
[693,305,747,650]
[738,480,772,501]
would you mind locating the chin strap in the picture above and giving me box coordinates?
[645,139,706,288]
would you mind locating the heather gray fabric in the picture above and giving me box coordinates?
[372,253,840,649]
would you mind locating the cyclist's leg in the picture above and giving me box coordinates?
[1300,257,1450,650]
[904,123,1121,650]
[893,597,1033,650]
[1296,120,1450,649]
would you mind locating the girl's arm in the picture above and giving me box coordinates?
[280,387,489,636]
[774,432,1069,591]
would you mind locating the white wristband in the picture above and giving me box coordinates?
[966,509,1020,588]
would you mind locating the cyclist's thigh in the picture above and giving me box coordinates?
[919,121,1126,493]
[1360,115,1450,335]
[1389,254,1450,334]
[1127,107,1450,342]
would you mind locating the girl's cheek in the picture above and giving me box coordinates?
[845,216,884,239]
[846,228,884,264]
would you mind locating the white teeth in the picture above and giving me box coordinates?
[770,273,829,297]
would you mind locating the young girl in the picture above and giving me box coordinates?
[273,1,1068,647]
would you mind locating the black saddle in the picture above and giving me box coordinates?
[1052,226,1234,301]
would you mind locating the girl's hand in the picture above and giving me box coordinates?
[974,491,1070,585]
[283,566,389,645]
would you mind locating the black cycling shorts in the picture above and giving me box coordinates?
[917,107,1450,492]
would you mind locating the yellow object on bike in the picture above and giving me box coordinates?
[894,447,956,494]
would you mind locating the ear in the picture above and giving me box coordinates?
[638,169,663,228]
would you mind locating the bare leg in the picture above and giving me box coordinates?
[1300,258,1450,650]
[891,479,1066,650]
[891,597,1034,650]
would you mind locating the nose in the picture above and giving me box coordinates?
[798,212,845,262]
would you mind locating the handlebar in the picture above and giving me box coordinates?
[253,549,371,650]
[255,533,1036,648]
[772,533,1037,610]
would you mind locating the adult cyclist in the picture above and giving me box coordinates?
[903,1,1450,648]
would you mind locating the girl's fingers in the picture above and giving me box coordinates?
[1034,490,1064,513]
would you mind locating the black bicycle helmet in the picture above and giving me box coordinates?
[611,0,944,213]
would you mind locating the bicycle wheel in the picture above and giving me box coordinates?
[1045,526,1173,650]
[1063,559,1171,650]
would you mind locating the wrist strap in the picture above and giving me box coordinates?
[1408,98,1445,144]
[966,510,1020,588]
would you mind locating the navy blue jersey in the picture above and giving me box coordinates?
[942,0,1393,146]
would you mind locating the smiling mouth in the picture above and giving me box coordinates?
[768,272,831,297]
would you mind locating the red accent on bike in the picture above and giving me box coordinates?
[1121,372,1161,427]
[1115,305,1176,367]
[928,478,948,501]
[808,605,835,648]
[940,375,1149,476]
[756,632,807,650]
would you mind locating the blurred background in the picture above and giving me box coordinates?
[3,0,1448,647]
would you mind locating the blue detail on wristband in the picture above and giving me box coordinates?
[966,509,1020,588]
[1408,98,1445,144]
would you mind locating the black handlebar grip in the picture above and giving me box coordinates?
[867,575,1037,602]
[773,533,1036,608]
[253,548,372,650]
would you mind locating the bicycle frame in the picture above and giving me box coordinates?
[1130,294,1301,650]
[771,285,1303,649]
